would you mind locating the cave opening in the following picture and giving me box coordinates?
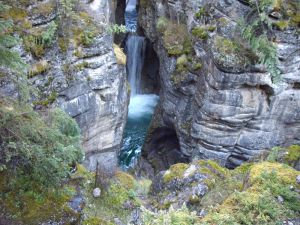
[141,127,190,173]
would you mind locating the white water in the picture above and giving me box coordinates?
[126,0,137,12]
[128,94,159,119]
[126,35,146,96]
[120,4,159,169]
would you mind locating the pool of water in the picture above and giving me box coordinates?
[119,94,159,170]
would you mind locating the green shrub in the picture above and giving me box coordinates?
[107,24,127,34]
[23,21,57,58]
[192,27,208,40]
[203,162,300,224]
[156,17,168,33]
[141,205,200,225]
[0,103,83,188]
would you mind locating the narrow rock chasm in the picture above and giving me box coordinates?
[118,0,161,170]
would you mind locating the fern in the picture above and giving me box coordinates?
[239,0,281,83]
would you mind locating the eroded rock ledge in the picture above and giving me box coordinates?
[139,0,300,171]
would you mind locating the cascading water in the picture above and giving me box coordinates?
[119,0,159,169]
[126,35,145,96]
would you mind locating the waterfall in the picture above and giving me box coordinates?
[126,35,146,96]
[119,0,159,170]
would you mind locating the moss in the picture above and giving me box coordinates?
[218,17,229,25]
[28,60,49,78]
[141,205,200,224]
[284,145,300,165]
[233,162,253,175]
[202,162,300,224]
[72,27,97,47]
[163,163,189,183]
[0,172,78,224]
[83,171,140,224]
[82,217,113,225]
[140,0,150,8]
[156,17,168,33]
[32,0,55,17]
[75,61,89,71]
[161,19,192,56]
[192,62,202,71]
[207,26,216,32]
[212,35,255,69]
[33,91,57,107]
[192,27,208,40]
[114,171,135,189]
[198,160,228,177]
[58,37,69,53]
[273,20,289,30]
[249,162,299,186]
[176,54,188,72]
[7,8,27,21]
[195,7,207,19]
[74,48,84,58]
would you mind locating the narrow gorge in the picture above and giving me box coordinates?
[0,0,299,224]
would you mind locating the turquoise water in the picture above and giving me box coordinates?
[119,4,159,170]
[119,94,159,170]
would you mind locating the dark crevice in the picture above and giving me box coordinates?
[141,38,160,94]
[142,127,190,173]
[293,82,300,89]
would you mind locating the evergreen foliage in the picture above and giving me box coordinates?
[0,2,25,72]
[0,1,29,103]
[0,101,83,188]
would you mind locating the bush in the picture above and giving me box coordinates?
[156,17,168,33]
[192,27,208,40]
[202,162,300,224]
[141,205,200,225]
[0,102,83,188]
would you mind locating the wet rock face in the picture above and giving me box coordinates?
[0,0,129,171]
[139,0,300,169]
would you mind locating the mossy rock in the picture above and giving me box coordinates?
[212,36,256,72]
[114,171,135,189]
[32,0,56,17]
[161,20,192,56]
[192,27,208,40]
[163,163,189,183]
[249,162,299,186]
[284,145,300,167]
[28,60,49,78]
[202,161,300,224]
[267,145,300,169]
[82,217,113,225]
[0,172,79,225]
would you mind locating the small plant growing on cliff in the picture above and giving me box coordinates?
[238,0,283,83]
[159,18,192,56]
[107,24,127,34]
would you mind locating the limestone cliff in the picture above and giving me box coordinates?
[0,0,129,170]
[139,0,300,171]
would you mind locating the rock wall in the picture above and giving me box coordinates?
[0,0,129,170]
[139,0,300,171]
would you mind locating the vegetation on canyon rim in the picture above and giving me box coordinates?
[156,0,300,83]
[0,0,300,224]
